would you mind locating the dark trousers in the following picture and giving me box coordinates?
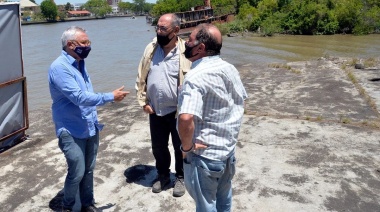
[149,111,184,178]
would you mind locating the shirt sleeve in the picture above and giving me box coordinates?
[50,65,114,106]
[178,80,204,120]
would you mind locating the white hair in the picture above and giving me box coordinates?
[61,26,86,48]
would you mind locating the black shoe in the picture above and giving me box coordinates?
[81,204,100,212]
[152,175,171,193]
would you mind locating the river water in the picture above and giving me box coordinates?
[21,17,380,111]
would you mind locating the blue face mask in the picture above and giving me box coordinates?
[74,46,91,59]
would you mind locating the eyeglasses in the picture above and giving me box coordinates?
[155,25,172,32]
[71,40,91,46]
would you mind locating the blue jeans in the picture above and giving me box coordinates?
[184,152,236,212]
[58,130,99,209]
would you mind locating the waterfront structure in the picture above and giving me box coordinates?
[67,10,91,17]
[107,0,120,14]
[176,8,215,28]
[0,3,29,151]
[19,0,39,17]
[72,3,84,11]
[146,0,229,28]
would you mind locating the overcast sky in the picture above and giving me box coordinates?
[34,0,157,5]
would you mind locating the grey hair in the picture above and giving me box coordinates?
[61,26,86,48]
[194,23,222,56]
[167,13,181,28]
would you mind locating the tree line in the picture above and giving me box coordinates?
[151,0,380,35]
[30,0,153,21]
[29,0,380,35]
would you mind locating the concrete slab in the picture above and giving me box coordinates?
[1,57,379,211]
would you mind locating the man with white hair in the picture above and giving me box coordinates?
[48,26,129,212]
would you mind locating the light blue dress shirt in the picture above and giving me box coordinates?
[146,45,179,116]
[48,50,114,139]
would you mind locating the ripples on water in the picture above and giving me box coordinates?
[22,17,156,110]
[21,17,380,110]
[222,34,380,66]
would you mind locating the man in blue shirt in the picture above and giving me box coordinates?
[177,24,247,211]
[48,26,129,212]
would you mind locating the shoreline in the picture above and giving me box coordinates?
[21,15,138,25]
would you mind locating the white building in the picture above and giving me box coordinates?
[72,3,84,11]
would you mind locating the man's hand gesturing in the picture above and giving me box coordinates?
[113,86,129,102]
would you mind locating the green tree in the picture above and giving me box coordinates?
[118,1,133,14]
[237,0,260,13]
[133,0,146,14]
[65,2,71,11]
[257,0,278,18]
[58,10,67,20]
[84,0,112,17]
[332,0,362,33]
[143,3,154,13]
[151,0,180,16]
[353,3,380,34]
[177,0,203,12]
[260,12,284,35]
[212,0,237,16]
[32,12,45,21]
[40,0,58,21]
[236,3,260,30]
[281,0,337,35]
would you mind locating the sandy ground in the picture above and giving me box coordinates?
[1,56,380,212]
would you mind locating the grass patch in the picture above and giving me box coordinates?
[362,121,380,129]
[364,58,376,68]
[347,70,358,84]
[214,22,230,36]
[268,63,291,69]
[268,63,281,68]
[358,87,366,96]
[291,69,301,74]
[349,58,359,66]
[268,63,299,74]
[344,64,379,118]
[341,117,351,124]
[370,121,380,128]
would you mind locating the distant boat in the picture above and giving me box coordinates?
[131,16,136,19]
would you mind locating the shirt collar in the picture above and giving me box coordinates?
[191,55,220,69]
[157,44,179,60]
[61,50,77,65]
[61,50,82,70]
